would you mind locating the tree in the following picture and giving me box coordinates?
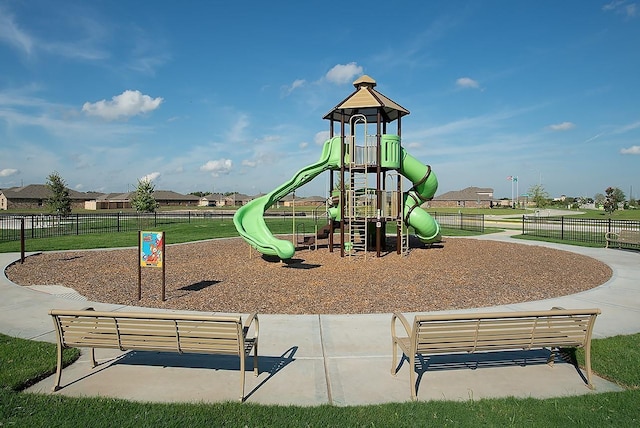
[528,184,550,208]
[594,193,605,208]
[603,186,625,215]
[131,179,157,213]
[46,171,72,216]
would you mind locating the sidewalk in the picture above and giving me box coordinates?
[1,232,638,405]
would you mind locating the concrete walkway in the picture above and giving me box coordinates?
[1,232,638,406]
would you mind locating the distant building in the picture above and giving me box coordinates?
[0,184,96,211]
[427,187,494,209]
[85,190,199,210]
[198,193,224,207]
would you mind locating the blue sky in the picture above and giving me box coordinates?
[1,0,639,200]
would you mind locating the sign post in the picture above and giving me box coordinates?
[138,231,166,301]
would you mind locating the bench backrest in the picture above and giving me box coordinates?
[50,309,245,355]
[412,309,600,355]
[619,230,640,242]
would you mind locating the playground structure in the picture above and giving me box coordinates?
[234,75,441,260]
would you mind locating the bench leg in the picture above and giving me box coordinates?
[410,353,418,401]
[547,349,556,367]
[584,342,594,389]
[52,341,64,392]
[253,343,259,377]
[239,353,246,402]
[90,347,97,367]
[391,339,398,376]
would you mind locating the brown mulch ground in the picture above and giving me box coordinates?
[5,237,612,315]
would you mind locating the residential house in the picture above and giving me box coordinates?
[85,190,199,210]
[427,187,495,209]
[0,184,97,211]
[198,193,224,207]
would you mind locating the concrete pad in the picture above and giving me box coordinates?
[320,314,390,357]
[326,356,409,406]
[257,314,323,358]
[28,346,329,405]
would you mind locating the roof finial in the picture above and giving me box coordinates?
[353,75,376,88]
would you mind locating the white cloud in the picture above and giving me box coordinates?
[621,145,640,154]
[0,168,19,177]
[242,159,257,167]
[325,62,363,85]
[299,142,308,149]
[603,0,638,17]
[200,159,233,176]
[455,77,479,89]
[140,172,160,182]
[283,79,306,96]
[227,115,249,143]
[82,90,163,121]
[0,7,33,55]
[547,121,575,131]
[314,130,330,145]
[612,120,640,134]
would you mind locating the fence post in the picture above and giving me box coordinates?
[117,212,121,233]
[20,218,25,264]
[76,213,79,235]
[522,215,525,234]
[31,214,35,239]
[561,216,564,240]
[154,212,157,227]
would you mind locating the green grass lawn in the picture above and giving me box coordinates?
[0,332,638,427]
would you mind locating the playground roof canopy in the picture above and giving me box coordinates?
[323,75,410,123]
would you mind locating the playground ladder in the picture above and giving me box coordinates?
[347,168,369,257]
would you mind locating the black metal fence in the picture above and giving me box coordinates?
[1,211,484,243]
[430,212,484,233]
[522,215,640,247]
[0,212,235,243]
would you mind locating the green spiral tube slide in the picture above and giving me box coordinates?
[399,148,441,243]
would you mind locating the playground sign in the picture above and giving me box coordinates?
[137,231,166,301]
[140,231,164,268]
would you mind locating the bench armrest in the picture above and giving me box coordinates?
[243,312,259,342]
[604,232,619,240]
[391,312,412,341]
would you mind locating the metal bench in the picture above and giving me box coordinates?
[605,229,640,249]
[50,308,259,401]
[391,308,600,401]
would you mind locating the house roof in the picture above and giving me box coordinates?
[200,193,224,200]
[434,187,494,201]
[95,190,199,202]
[152,190,199,201]
[0,184,97,200]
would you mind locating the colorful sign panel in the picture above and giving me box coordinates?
[140,231,164,268]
